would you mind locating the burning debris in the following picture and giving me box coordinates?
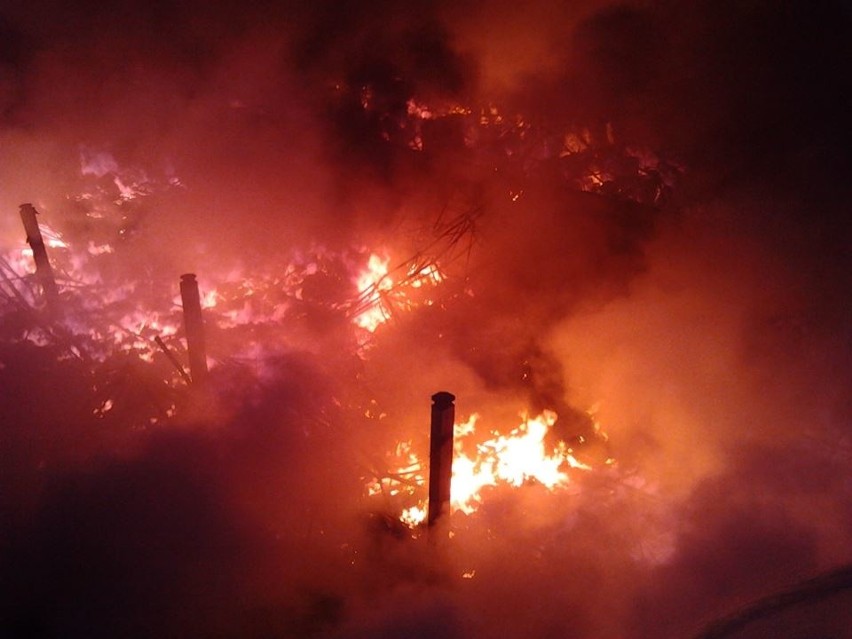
[367,404,610,530]
[2,1,851,638]
[2,196,616,531]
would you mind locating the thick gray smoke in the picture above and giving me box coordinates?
[2,1,851,638]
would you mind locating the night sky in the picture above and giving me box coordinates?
[1,1,852,638]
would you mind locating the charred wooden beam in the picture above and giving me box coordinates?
[19,203,59,308]
[154,335,193,386]
[179,273,208,386]
[428,391,455,528]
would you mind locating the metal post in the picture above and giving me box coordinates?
[19,204,59,307]
[428,391,455,527]
[179,273,208,386]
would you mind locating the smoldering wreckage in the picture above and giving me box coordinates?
[2,1,852,638]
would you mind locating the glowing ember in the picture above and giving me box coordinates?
[400,504,427,527]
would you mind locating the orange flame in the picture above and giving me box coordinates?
[352,252,444,333]
[370,409,600,527]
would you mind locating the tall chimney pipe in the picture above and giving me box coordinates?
[428,391,455,528]
[180,273,208,386]
[19,204,59,308]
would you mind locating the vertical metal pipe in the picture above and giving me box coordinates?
[180,273,208,386]
[428,391,455,528]
[19,203,59,307]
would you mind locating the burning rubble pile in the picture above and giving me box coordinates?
[3,2,852,638]
[2,94,653,524]
[1,99,684,631]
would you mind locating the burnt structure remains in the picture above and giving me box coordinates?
[18,203,59,309]
[428,391,456,527]
[179,273,209,386]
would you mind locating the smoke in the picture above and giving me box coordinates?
[2,0,852,638]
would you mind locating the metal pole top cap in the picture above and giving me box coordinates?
[431,391,456,406]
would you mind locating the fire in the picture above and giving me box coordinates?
[353,253,392,332]
[1,86,675,369]
[452,411,592,515]
[370,409,601,527]
[1,212,446,379]
[400,504,427,527]
[3,205,600,517]
[351,252,445,334]
[0,90,671,522]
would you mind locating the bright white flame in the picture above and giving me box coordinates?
[353,253,392,332]
[451,411,576,514]
[401,504,427,527]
